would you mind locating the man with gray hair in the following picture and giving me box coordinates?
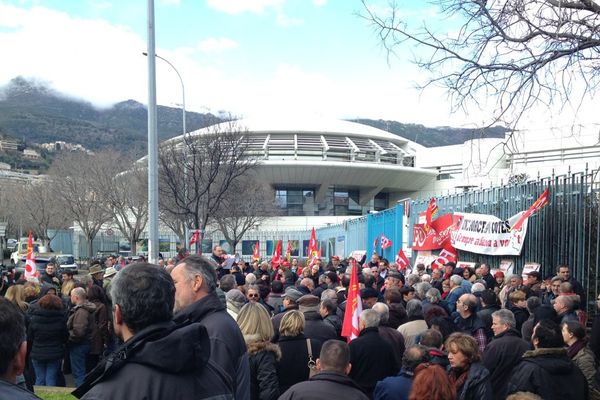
[446,274,466,313]
[74,263,233,399]
[349,309,398,398]
[422,287,449,318]
[414,282,432,300]
[372,302,406,366]
[373,345,431,400]
[171,255,250,400]
[455,293,488,352]
[397,299,429,347]
[482,309,530,400]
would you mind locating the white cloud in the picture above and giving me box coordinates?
[197,37,239,53]
[276,13,303,27]
[206,0,284,15]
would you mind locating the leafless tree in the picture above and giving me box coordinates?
[212,177,279,251]
[158,120,257,246]
[10,181,70,246]
[362,0,600,126]
[93,153,148,255]
[49,152,113,260]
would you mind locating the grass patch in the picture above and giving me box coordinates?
[34,386,76,400]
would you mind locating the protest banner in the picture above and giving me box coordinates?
[451,212,528,256]
[412,213,458,250]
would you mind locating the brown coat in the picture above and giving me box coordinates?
[67,301,96,343]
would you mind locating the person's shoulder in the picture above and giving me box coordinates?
[0,380,42,400]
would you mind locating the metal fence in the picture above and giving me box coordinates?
[410,167,600,312]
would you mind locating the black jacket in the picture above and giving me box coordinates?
[323,313,343,339]
[506,347,589,400]
[482,328,531,400]
[349,327,399,398]
[27,307,68,361]
[279,371,369,400]
[303,311,337,344]
[275,334,322,394]
[591,313,600,361]
[247,341,280,400]
[173,292,250,400]
[448,362,493,400]
[477,304,500,339]
[73,322,233,400]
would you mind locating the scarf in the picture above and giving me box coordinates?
[449,365,470,394]
[568,339,587,359]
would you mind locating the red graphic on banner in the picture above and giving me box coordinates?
[412,213,460,250]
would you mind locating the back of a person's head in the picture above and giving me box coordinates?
[237,302,273,342]
[406,299,423,318]
[220,274,236,292]
[371,302,390,325]
[401,345,430,372]
[384,287,402,304]
[279,309,305,337]
[0,298,26,378]
[533,319,563,348]
[506,392,543,400]
[319,340,350,373]
[179,255,218,293]
[111,263,175,334]
[87,284,107,304]
[38,294,63,311]
[409,363,456,400]
[360,308,381,329]
[419,329,443,349]
[480,290,498,307]
[533,305,558,326]
[271,280,284,294]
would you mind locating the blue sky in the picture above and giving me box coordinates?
[0,0,591,129]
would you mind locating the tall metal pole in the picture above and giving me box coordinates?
[147,0,159,264]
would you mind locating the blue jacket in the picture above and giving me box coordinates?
[446,287,466,313]
[373,369,413,400]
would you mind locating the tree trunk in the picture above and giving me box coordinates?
[86,237,94,264]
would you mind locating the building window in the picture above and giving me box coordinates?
[274,187,316,216]
[374,192,389,211]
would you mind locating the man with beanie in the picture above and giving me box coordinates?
[272,286,303,336]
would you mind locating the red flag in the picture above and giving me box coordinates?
[342,259,363,342]
[395,248,410,271]
[430,242,458,270]
[308,246,321,269]
[373,236,379,254]
[285,240,292,261]
[511,188,550,232]
[271,240,282,267]
[426,197,439,227]
[189,229,199,246]
[252,241,260,261]
[381,234,392,250]
[25,231,38,280]
[308,228,318,257]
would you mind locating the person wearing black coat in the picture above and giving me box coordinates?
[482,310,530,400]
[446,332,493,400]
[506,319,589,400]
[349,310,399,398]
[27,294,68,386]
[298,295,337,344]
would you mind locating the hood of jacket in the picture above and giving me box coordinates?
[30,307,66,320]
[245,339,281,360]
[73,300,96,314]
[73,321,211,398]
[173,292,225,324]
[521,347,575,374]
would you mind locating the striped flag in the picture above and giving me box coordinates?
[511,188,550,232]
[342,259,362,342]
[24,231,38,280]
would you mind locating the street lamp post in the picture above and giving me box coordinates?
[142,51,190,251]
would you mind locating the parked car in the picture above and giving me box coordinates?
[52,254,78,274]
[16,256,52,275]
[7,238,18,251]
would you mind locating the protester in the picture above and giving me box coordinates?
[298,294,337,344]
[67,287,96,387]
[373,345,430,400]
[171,255,250,400]
[275,310,322,394]
[454,294,488,353]
[372,302,406,367]
[226,288,246,320]
[398,299,428,347]
[482,309,530,400]
[0,298,41,399]
[86,285,109,372]
[506,319,588,399]
[271,286,303,336]
[409,363,456,400]
[279,340,369,400]
[73,263,233,399]
[236,302,280,400]
[561,320,600,399]
[349,309,398,398]
[445,332,493,399]
[419,329,449,368]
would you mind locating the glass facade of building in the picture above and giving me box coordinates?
[274,186,389,216]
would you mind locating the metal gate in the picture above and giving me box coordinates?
[410,168,600,312]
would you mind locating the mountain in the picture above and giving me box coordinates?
[351,119,509,147]
[0,77,222,157]
[0,77,508,161]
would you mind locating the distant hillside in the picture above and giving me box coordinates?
[0,77,509,163]
[351,119,509,147]
[0,77,222,157]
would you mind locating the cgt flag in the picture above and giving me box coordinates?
[271,240,282,267]
[511,188,550,232]
[342,258,363,342]
[430,241,458,270]
[24,231,38,280]
[308,228,318,258]
[381,235,392,250]
[286,240,293,262]
[252,241,260,261]
[426,197,439,227]
[395,248,410,271]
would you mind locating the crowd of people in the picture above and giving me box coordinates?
[1,246,600,399]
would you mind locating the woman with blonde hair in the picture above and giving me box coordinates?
[237,302,280,400]
[5,284,29,312]
[274,310,322,394]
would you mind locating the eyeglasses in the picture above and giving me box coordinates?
[248,294,259,298]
